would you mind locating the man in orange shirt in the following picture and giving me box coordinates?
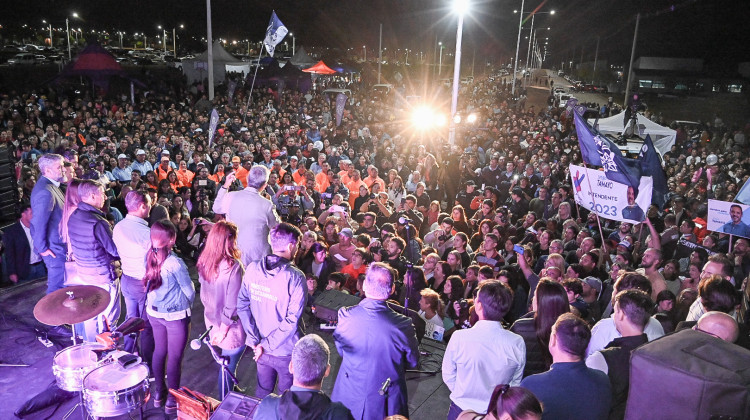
[175,160,195,187]
[155,156,172,181]
[364,165,385,192]
[347,170,368,209]
[338,159,353,185]
[315,163,332,193]
[292,163,309,186]
[235,158,252,188]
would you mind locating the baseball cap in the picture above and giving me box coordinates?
[339,228,354,239]
[136,149,146,155]
[706,154,718,166]
[231,156,241,163]
[617,240,633,251]
[160,156,170,162]
[117,154,128,160]
[582,276,603,298]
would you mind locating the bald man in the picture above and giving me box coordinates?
[694,311,739,343]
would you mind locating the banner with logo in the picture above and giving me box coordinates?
[707,199,750,239]
[569,164,652,224]
[207,108,219,147]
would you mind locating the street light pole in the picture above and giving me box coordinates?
[524,14,535,88]
[363,45,366,62]
[438,42,443,76]
[66,18,71,59]
[511,0,525,95]
[290,33,295,55]
[448,0,469,146]
[43,20,52,47]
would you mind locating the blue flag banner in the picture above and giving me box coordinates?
[264,11,288,57]
[638,134,669,209]
[575,111,641,189]
[736,178,750,205]
[335,93,347,126]
[207,108,219,147]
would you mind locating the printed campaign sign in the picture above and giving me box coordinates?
[569,164,652,224]
[707,199,750,239]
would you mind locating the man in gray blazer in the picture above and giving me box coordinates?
[213,164,279,266]
[30,154,67,294]
[331,263,419,419]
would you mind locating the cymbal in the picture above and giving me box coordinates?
[34,285,111,326]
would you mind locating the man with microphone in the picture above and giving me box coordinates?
[237,223,307,398]
[331,262,419,419]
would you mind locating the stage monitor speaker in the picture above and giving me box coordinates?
[210,392,261,419]
[312,289,362,322]
[625,329,750,420]
[0,162,11,178]
[0,176,14,193]
[0,145,10,162]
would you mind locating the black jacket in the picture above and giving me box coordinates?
[256,388,354,420]
[510,313,548,377]
[68,202,119,271]
[2,222,32,279]
[600,334,649,420]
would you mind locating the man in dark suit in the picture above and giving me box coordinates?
[2,204,46,283]
[30,154,67,293]
[331,262,419,419]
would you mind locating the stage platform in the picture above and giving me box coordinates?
[0,275,451,419]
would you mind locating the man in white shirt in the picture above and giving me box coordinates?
[586,272,664,358]
[442,281,526,420]
[112,190,154,363]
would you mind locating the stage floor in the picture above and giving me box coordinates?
[0,274,451,419]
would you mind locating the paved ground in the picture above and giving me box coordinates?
[1,276,450,419]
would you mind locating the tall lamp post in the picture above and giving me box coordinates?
[289,33,295,55]
[43,20,52,47]
[438,42,444,76]
[65,12,79,60]
[448,0,469,146]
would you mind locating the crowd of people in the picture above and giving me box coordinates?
[1,65,749,419]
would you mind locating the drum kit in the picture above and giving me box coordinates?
[34,286,151,419]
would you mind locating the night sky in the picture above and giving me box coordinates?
[3,0,748,72]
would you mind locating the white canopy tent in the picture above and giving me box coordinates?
[590,112,676,156]
[289,46,316,68]
[182,41,250,85]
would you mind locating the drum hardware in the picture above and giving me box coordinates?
[33,286,111,346]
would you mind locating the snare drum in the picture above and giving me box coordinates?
[52,343,107,391]
[83,363,150,417]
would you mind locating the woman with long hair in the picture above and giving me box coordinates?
[429,261,452,300]
[451,205,471,235]
[144,170,159,190]
[196,221,246,399]
[422,200,442,236]
[59,178,82,252]
[470,219,495,251]
[510,279,570,376]
[457,384,543,420]
[388,175,406,210]
[167,170,182,192]
[144,220,195,413]
[300,241,336,292]
[400,267,428,311]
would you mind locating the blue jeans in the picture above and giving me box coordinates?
[150,315,190,398]
[22,262,47,282]
[255,353,292,398]
[219,345,245,399]
[121,274,154,368]
[42,254,65,294]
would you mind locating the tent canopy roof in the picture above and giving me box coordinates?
[303,61,337,74]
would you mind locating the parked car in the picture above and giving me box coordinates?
[7,53,37,65]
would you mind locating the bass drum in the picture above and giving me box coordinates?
[82,363,150,417]
[52,342,107,391]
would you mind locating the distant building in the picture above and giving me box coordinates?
[632,57,746,94]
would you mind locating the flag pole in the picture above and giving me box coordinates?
[242,47,265,124]
[579,161,608,254]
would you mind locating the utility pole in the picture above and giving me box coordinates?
[623,13,640,108]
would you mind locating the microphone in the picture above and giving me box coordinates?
[190,326,213,350]
[378,377,391,396]
[398,216,412,226]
